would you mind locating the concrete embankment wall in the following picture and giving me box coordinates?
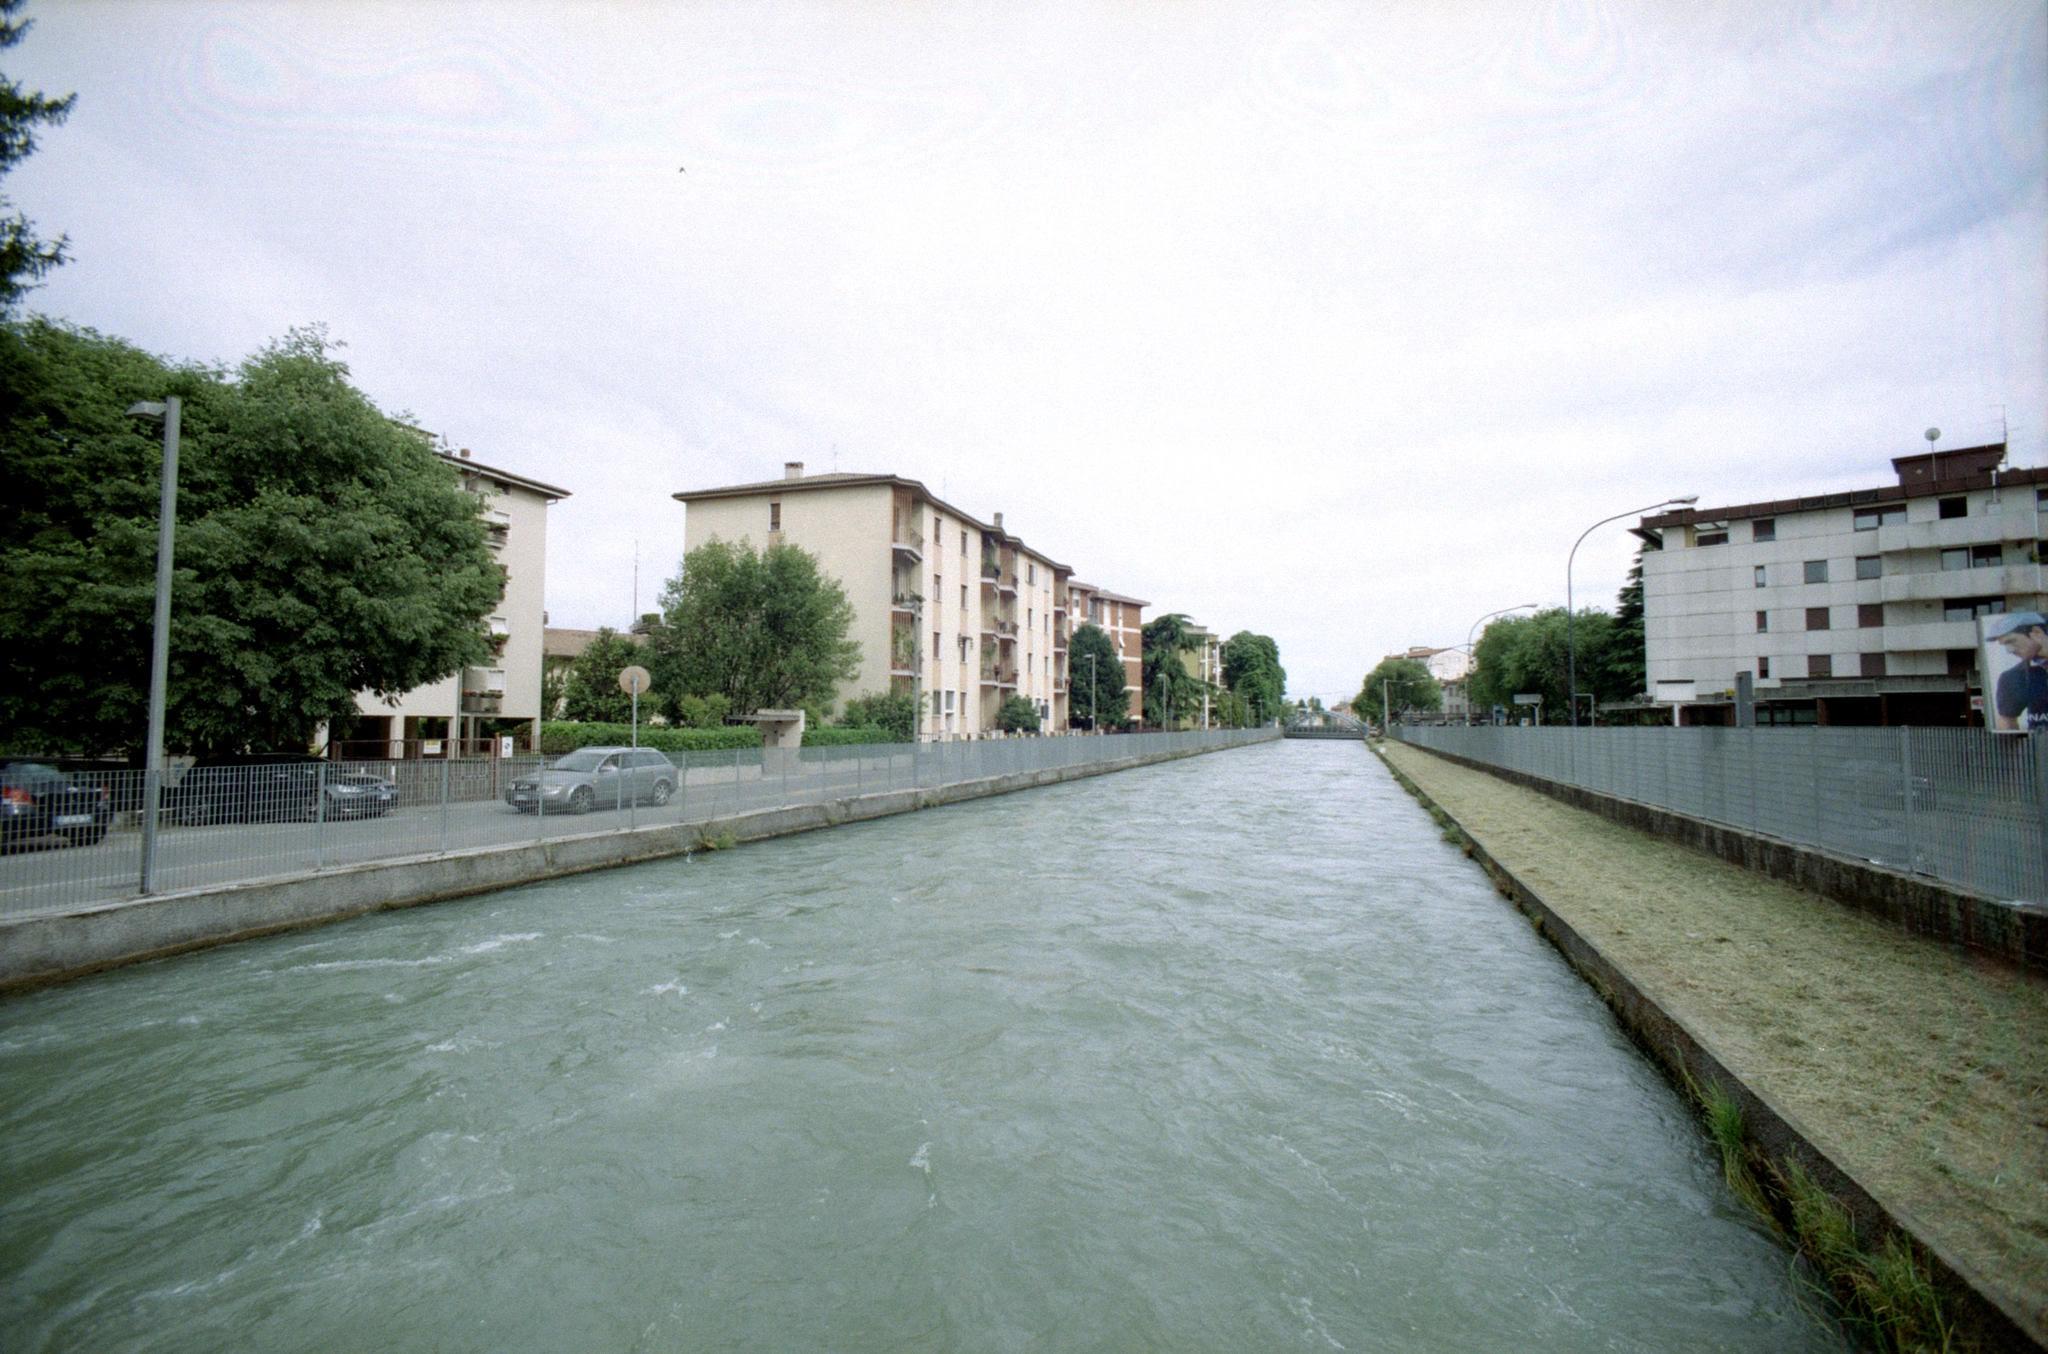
[1400,738,2047,977]
[1,736,1269,994]
[1378,740,2044,1354]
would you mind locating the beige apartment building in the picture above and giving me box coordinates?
[1067,581,1148,723]
[675,464,1080,739]
[343,446,570,755]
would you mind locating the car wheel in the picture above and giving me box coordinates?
[569,787,595,815]
[66,824,109,847]
[648,780,673,806]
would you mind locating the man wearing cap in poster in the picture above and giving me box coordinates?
[1988,611,2048,731]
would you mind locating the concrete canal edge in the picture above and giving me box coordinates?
[1371,740,2043,1353]
[1403,740,2048,977]
[0,736,1272,995]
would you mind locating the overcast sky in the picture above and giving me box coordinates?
[10,1,2044,703]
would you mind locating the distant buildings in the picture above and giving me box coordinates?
[675,463,1152,738]
[1066,580,1149,726]
[1636,442,2046,726]
[1380,645,1473,722]
[344,447,570,756]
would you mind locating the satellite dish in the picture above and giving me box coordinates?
[1925,427,1940,443]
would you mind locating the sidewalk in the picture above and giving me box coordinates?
[1379,740,2046,1348]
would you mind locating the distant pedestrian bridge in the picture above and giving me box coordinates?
[1282,712,1367,740]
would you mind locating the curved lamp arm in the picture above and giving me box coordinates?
[1566,495,1697,726]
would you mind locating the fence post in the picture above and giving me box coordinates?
[533,750,543,842]
[2035,734,2048,901]
[439,754,451,854]
[315,761,327,870]
[1900,727,1916,875]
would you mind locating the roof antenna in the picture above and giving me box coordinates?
[832,442,839,474]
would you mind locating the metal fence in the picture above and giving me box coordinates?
[0,729,1277,919]
[1391,725,2048,904]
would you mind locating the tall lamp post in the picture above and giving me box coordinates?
[126,397,181,895]
[1567,496,1697,728]
[1087,652,1097,732]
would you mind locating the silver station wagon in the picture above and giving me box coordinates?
[506,747,676,814]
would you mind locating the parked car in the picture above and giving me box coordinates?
[506,747,674,814]
[0,760,114,848]
[164,758,397,825]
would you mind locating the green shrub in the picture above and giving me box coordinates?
[802,725,906,746]
[837,691,917,740]
[538,721,758,754]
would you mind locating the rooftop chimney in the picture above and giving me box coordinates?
[784,461,804,480]
[993,512,1004,531]
[459,448,471,459]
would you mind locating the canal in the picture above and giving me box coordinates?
[0,739,1842,1351]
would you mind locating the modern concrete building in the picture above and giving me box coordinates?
[346,446,571,755]
[1636,442,2046,726]
[1066,580,1148,724]
[674,464,1076,738]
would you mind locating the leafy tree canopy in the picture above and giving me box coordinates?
[995,693,1040,733]
[839,690,916,740]
[1220,631,1285,726]
[1141,612,1209,729]
[1351,657,1442,724]
[561,627,645,723]
[1066,622,1128,730]
[1466,608,1629,722]
[0,319,503,756]
[0,3,72,309]
[652,536,860,714]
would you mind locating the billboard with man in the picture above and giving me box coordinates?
[1981,611,2048,732]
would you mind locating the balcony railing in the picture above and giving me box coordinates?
[892,591,923,612]
[893,527,924,559]
[979,665,1017,687]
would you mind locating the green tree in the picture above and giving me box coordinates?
[1141,612,1208,729]
[654,536,860,714]
[995,694,1040,732]
[1611,547,1647,700]
[0,3,72,309]
[1067,622,1128,730]
[1352,657,1441,725]
[839,690,916,740]
[1220,631,1285,726]
[561,627,643,723]
[1466,608,1625,722]
[0,320,502,756]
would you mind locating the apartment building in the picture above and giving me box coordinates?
[675,464,1074,738]
[1384,645,1474,721]
[1066,581,1148,724]
[346,446,571,754]
[1637,443,2046,726]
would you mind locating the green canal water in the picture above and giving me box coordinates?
[0,740,1843,1351]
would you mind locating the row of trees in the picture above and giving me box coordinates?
[1134,616,1287,731]
[1351,556,1648,725]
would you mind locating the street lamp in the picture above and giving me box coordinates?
[1567,495,1697,727]
[1087,652,1097,732]
[126,396,182,895]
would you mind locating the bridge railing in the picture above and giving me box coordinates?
[1391,724,2048,904]
[0,728,1280,919]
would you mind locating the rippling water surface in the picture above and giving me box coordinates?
[0,740,1841,1351]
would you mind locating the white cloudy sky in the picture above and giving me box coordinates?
[10,1,2044,703]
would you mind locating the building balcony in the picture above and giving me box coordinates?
[1878,565,2045,604]
[1878,619,1991,652]
[893,528,924,563]
[892,591,922,615]
[1875,512,2042,554]
[460,692,503,715]
[978,665,1017,688]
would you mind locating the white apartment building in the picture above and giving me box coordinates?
[345,446,570,755]
[1637,443,2045,726]
[675,464,1074,738]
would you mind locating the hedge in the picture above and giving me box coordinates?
[801,726,910,746]
[538,722,759,754]
[537,721,908,754]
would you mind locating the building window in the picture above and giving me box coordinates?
[944,690,954,711]
[1855,555,1881,580]
[1805,607,1831,630]
[1944,596,2006,622]
[1752,519,1775,542]
[1941,548,1968,571]
[1803,559,1829,584]
[1753,566,1767,588]
[1972,544,2002,567]
[1756,610,1769,632]
[769,501,781,531]
[1853,505,1906,530]
[933,631,941,659]
[1758,656,1770,679]
[961,531,968,556]
[1027,654,1033,675]
[1860,652,1886,679]
[1948,649,1976,677]
[1027,608,1033,628]
[959,635,970,661]
[1938,496,1967,519]
[1027,563,1036,585]
[1696,529,1728,547]
[1808,654,1833,679]
[1858,603,1883,628]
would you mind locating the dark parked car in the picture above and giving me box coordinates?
[165,758,397,826]
[0,761,114,848]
